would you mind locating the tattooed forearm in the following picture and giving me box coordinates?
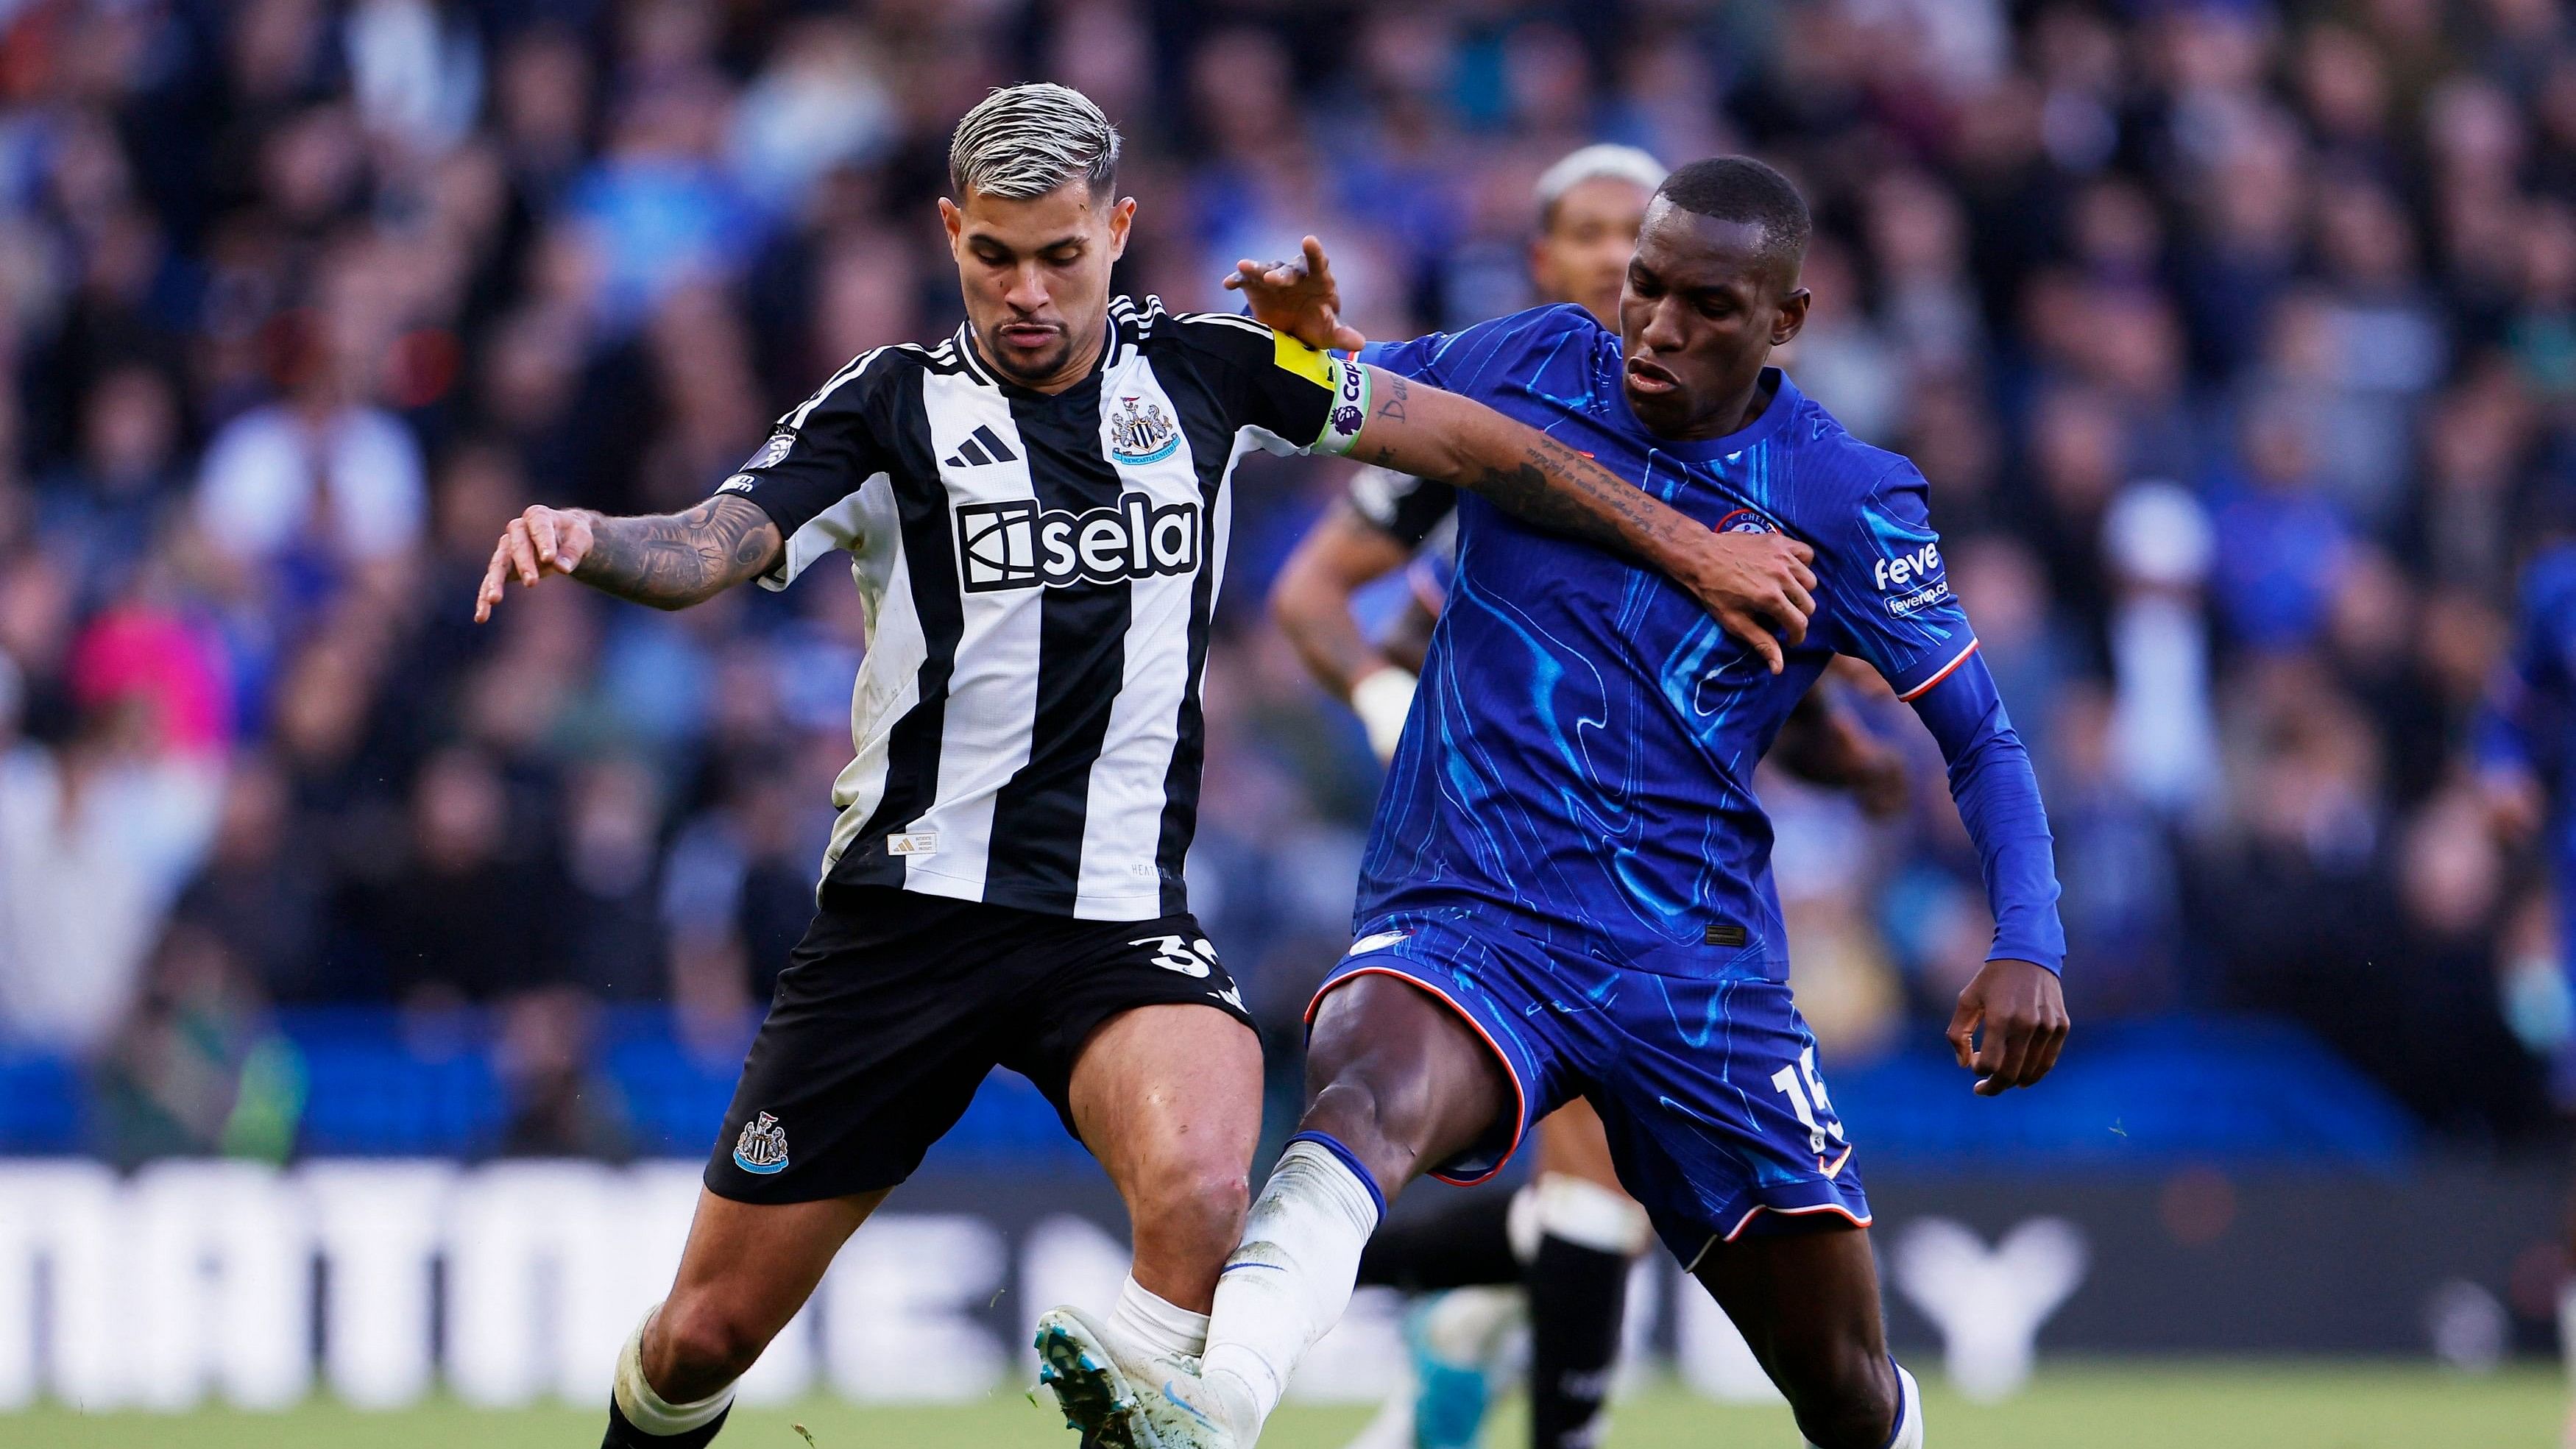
[1375,373,1409,422]
[573,495,782,609]
[1465,435,1677,562]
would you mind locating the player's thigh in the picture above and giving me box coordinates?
[1691,1223,1889,1391]
[1066,1001,1263,1191]
[660,1188,888,1352]
[1306,972,1512,1175]
[1535,1096,1629,1195]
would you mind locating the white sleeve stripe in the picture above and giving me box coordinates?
[785,344,902,430]
[1895,639,1981,702]
[1178,312,1274,336]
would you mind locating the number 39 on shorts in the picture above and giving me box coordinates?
[1130,935,1220,977]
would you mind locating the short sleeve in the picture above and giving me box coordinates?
[1348,465,1457,550]
[1825,460,1979,702]
[715,348,899,588]
[1167,314,1369,457]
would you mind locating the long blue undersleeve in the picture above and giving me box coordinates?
[1906,649,2067,974]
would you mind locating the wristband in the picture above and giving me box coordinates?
[1350,665,1418,764]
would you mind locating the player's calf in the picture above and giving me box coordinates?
[645,1292,774,1402]
[1775,1341,1903,1449]
[1695,1223,1912,1449]
[605,1309,739,1449]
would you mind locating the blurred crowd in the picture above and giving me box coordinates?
[0,0,2568,1159]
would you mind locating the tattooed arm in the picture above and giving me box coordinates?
[1345,365,1821,672]
[473,495,783,621]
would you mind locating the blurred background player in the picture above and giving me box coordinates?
[1268,144,1905,1449]
[2475,537,2576,1446]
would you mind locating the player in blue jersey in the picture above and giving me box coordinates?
[1269,143,1906,1449]
[2473,540,2576,1443]
[1038,157,2070,1449]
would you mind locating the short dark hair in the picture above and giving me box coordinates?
[1655,157,1811,274]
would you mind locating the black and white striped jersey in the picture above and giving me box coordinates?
[718,297,1370,921]
[1348,464,1458,553]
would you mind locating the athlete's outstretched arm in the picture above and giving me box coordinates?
[1270,500,1415,702]
[1349,368,1816,672]
[473,497,784,621]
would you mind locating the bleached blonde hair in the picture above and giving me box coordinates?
[1534,144,1668,225]
[949,83,1122,202]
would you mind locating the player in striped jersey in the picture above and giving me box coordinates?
[470,85,1823,1449]
[1268,145,1906,1449]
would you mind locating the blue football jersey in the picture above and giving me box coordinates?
[1356,304,2046,974]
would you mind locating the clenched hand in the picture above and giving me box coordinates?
[1947,958,2070,1097]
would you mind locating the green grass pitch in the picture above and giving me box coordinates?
[2,1363,2557,1448]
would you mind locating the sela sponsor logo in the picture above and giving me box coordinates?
[1106,395,1181,464]
[955,492,1201,592]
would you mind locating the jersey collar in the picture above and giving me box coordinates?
[954,314,1120,394]
[1611,364,1801,464]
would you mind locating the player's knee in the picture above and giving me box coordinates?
[1778,1340,1896,1449]
[1130,1161,1250,1246]
[1303,1074,1418,1158]
[650,1296,768,1389]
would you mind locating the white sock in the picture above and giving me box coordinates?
[1886,1360,1922,1449]
[1532,1171,1652,1256]
[1108,1274,1210,1363]
[614,1307,736,1436]
[1507,1183,1542,1265]
[1200,1134,1385,1433]
[1810,1358,1921,1449]
[1418,1285,1524,1366]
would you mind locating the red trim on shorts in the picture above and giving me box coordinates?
[1682,1200,1876,1272]
[1306,964,1530,1187]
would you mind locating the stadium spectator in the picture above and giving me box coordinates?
[0,0,2566,1153]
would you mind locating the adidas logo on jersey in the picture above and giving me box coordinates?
[944,425,1020,470]
[955,492,1201,592]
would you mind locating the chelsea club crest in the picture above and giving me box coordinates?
[733,1111,789,1175]
[1108,395,1181,465]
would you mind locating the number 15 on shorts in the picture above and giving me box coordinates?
[1771,1046,1847,1158]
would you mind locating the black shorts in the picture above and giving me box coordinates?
[704,882,1257,1203]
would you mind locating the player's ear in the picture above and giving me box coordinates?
[1106,196,1137,261]
[938,196,965,254]
[1771,285,1811,347]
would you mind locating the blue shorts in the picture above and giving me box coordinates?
[1309,906,1872,1269]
